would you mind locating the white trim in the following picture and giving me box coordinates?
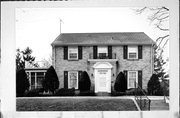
[93,62,113,69]
[29,72,31,90]
[128,71,138,89]
[35,72,37,89]
[68,71,78,89]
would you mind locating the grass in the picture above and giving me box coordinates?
[16,97,138,111]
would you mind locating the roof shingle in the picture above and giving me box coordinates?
[51,32,155,46]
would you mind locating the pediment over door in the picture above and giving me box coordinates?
[93,62,113,69]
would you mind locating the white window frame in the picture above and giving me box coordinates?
[128,71,138,89]
[68,71,78,89]
[68,47,78,60]
[128,46,138,59]
[97,46,108,57]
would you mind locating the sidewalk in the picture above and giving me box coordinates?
[147,96,169,111]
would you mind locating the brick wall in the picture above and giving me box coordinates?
[53,45,153,90]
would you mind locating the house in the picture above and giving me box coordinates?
[51,32,155,93]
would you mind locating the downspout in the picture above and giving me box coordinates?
[151,43,154,75]
[52,45,56,69]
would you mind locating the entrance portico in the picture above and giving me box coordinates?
[93,62,113,93]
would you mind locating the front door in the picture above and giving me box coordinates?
[95,68,111,93]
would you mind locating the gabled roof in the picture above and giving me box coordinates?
[51,32,155,46]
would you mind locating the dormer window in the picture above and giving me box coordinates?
[68,47,78,60]
[128,46,138,59]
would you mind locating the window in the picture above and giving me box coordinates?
[128,46,138,59]
[98,46,108,59]
[26,71,46,90]
[68,71,78,89]
[68,47,78,60]
[36,72,45,89]
[128,71,138,89]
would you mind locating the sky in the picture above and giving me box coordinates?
[15,7,169,68]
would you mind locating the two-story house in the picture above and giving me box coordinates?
[51,32,155,93]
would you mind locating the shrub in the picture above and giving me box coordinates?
[78,90,96,96]
[114,72,127,92]
[147,74,163,95]
[55,88,75,96]
[42,66,59,94]
[79,71,91,91]
[126,88,147,95]
[111,91,126,96]
[16,69,30,97]
[25,88,41,97]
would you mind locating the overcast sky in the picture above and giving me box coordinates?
[15,7,169,64]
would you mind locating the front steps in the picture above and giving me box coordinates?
[96,92,111,96]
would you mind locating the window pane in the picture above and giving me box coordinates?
[37,72,44,88]
[31,72,35,89]
[98,53,107,59]
[98,47,108,53]
[128,72,137,88]
[69,53,78,59]
[129,53,137,59]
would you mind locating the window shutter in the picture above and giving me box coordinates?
[108,46,112,59]
[78,71,83,89]
[93,46,97,59]
[64,46,68,60]
[138,71,142,89]
[123,70,128,90]
[64,71,68,89]
[78,46,82,59]
[138,45,142,59]
[123,45,128,59]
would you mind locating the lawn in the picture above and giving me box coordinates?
[16,97,138,111]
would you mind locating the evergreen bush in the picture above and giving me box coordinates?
[79,71,91,91]
[16,69,30,97]
[114,72,127,92]
[147,74,163,95]
[55,88,75,96]
[42,66,59,94]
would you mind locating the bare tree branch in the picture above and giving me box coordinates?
[156,35,169,49]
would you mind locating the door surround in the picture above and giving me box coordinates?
[93,62,112,93]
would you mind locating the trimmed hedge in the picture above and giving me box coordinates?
[114,72,127,92]
[25,88,44,97]
[79,71,91,91]
[126,88,147,96]
[78,90,96,96]
[111,91,126,96]
[42,66,59,94]
[16,69,30,97]
[55,88,75,96]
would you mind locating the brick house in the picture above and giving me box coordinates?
[51,32,155,93]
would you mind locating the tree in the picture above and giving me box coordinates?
[114,72,127,92]
[16,47,39,71]
[79,71,91,91]
[135,7,169,55]
[154,45,169,80]
[135,7,169,80]
[42,66,59,94]
[16,69,30,97]
[147,74,163,95]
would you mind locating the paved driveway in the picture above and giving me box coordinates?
[16,97,138,111]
